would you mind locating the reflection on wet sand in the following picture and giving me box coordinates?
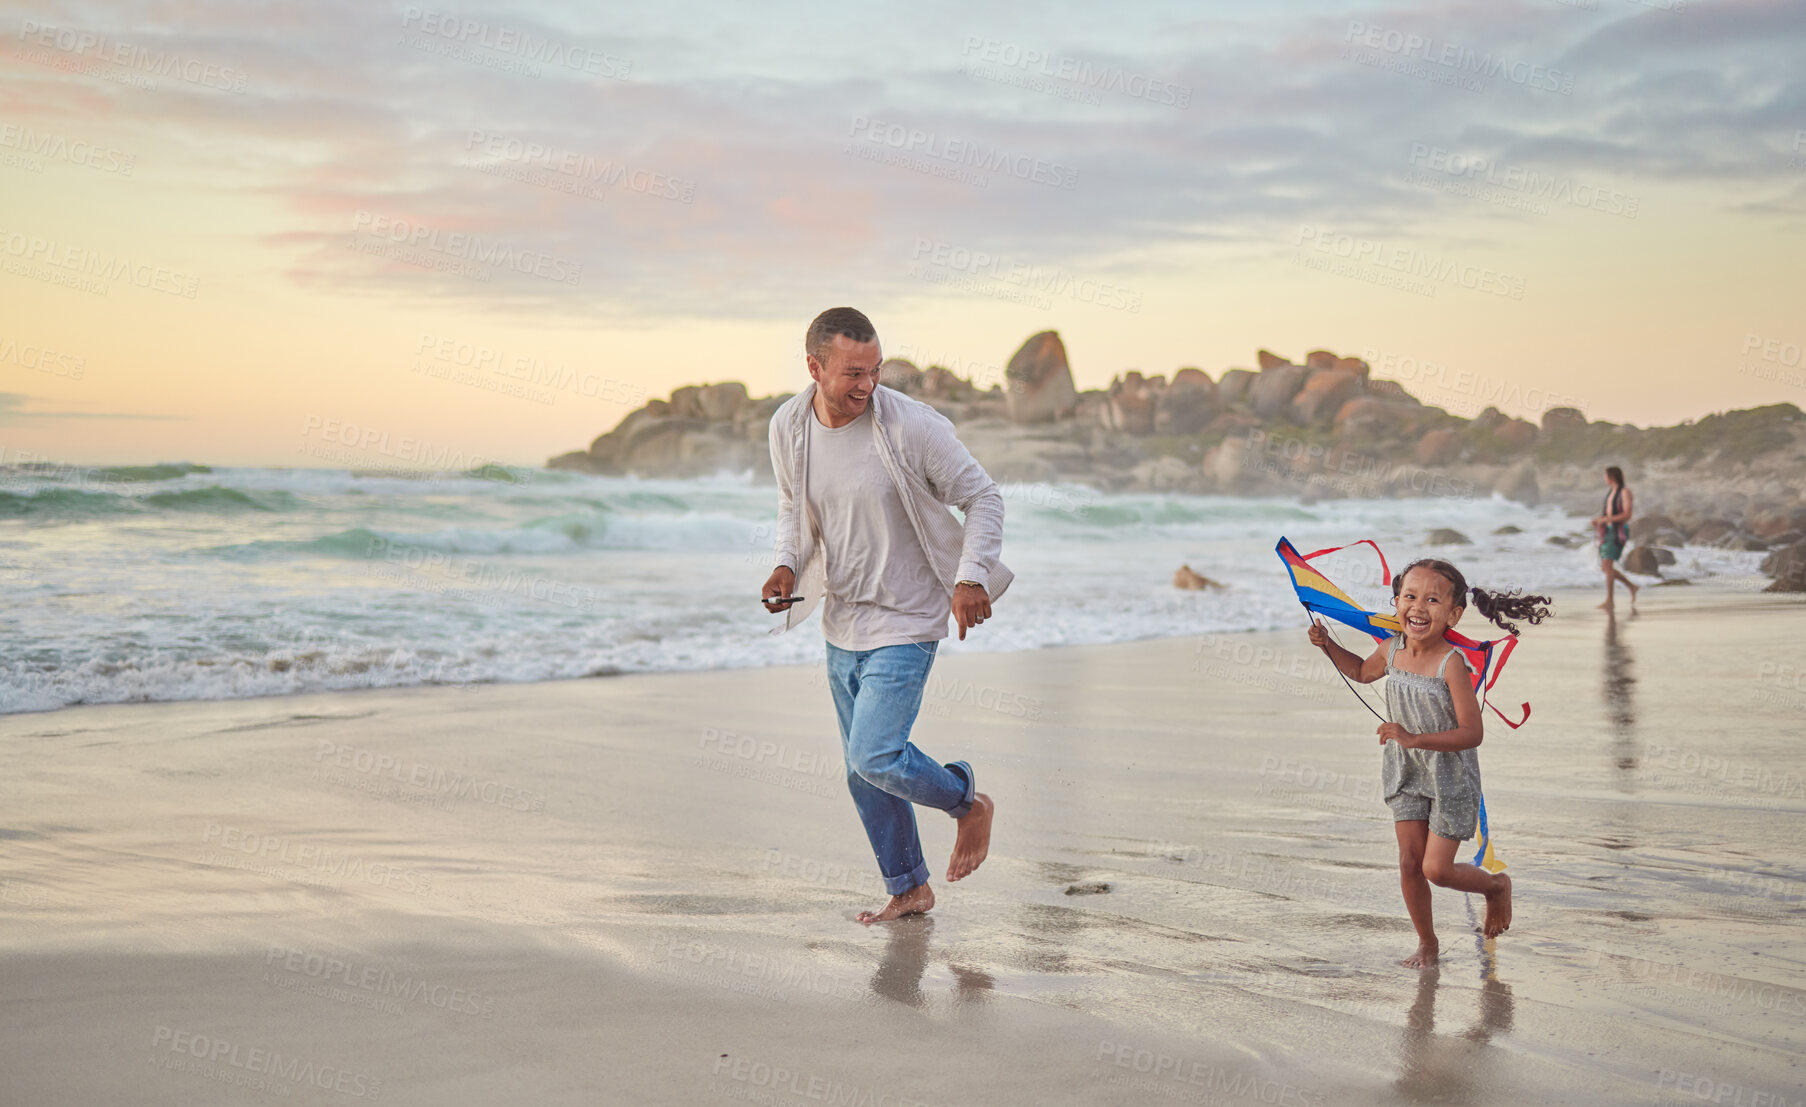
[870,916,932,1006]
[867,916,994,1009]
[1393,926,1516,1102]
[1604,608,1639,775]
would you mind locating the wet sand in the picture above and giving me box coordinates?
[1,583,1802,1106]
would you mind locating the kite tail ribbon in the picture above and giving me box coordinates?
[1298,538,1392,585]
[1472,794,1507,874]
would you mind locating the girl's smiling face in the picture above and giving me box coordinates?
[1395,565,1464,642]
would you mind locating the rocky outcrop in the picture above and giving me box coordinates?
[1154,370,1220,435]
[1217,369,1255,407]
[546,340,1806,566]
[1416,428,1462,466]
[1250,364,1309,421]
[1102,372,1161,435]
[1291,369,1364,426]
[1004,331,1078,425]
[1427,528,1471,546]
[1542,407,1588,436]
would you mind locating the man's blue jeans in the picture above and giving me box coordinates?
[825,641,976,896]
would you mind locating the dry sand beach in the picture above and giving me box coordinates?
[1,584,1802,1106]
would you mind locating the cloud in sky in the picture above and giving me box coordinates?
[7,0,1801,320]
[0,393,183,423]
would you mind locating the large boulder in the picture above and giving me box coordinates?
[1105,372,1160,435]
[1334,356,1370,378]
[1427,528,1471,546]
[1690,518,1737,545]
[1333,397,1398,438]
[1257,349,1292,371]
[1415,428,1462,466]
[1494,419,1538,450]
[1761,541,1806,591]
[1749,508,1806,539]
[1622,545,1663,576]
[921,366,966,401]
[879,358,924,394]
[1304,350,1339,370]
[1004,331,1078,424]
[1291,369,1364,426]
[1217,369,1255,407]
[668,385,706,420]
[695,381,749,422]
[1542,406,1588,434]
[1154,373,1221,435]
[1250,364,1309,421]
[1363,378,1421,405]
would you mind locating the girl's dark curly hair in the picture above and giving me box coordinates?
[1391,558,1553,636]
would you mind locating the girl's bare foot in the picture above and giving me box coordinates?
[1401,941,1439,969]
[857,882,934,925]
[1482,874,1513,938]
[946,793,993,882]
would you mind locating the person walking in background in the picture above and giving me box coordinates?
[762,307,1007,924]
[1592,465,1638,610]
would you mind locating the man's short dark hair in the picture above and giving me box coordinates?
[805,307,877,364]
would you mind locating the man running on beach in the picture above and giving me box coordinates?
[762,307,1006,924]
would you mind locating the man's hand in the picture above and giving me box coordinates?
[1376,722,1414,748]
[952,582,991,641]
[762,565,797,612]
[1307,617,1329,650]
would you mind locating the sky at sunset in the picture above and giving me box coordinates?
[3,0,1803,468]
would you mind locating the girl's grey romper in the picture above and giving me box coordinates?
[1382,637,1482,841]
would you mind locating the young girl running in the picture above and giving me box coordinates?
[1307,558,1551,967]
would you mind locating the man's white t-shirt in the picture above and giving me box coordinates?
[805,407,950,650]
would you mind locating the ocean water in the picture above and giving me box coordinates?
[0,462,1766,714]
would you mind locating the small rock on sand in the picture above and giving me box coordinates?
[1065,882,1111,896]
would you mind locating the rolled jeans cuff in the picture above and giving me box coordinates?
[944,760,975,820]
[884,861,932,897]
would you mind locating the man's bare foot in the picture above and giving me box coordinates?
[1482,874,1513,938]
[1597,599,1615,610]
[947,793,994,882]
[1401,942,1439,969]
[857,882,934,925]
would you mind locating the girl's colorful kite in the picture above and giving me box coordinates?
[1276,536,1524,873]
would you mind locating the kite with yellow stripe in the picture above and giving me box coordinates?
[1276,537,1524,874]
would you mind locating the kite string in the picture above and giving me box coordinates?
[1302,604,1387,723]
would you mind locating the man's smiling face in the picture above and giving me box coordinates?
[809,334,882,424]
